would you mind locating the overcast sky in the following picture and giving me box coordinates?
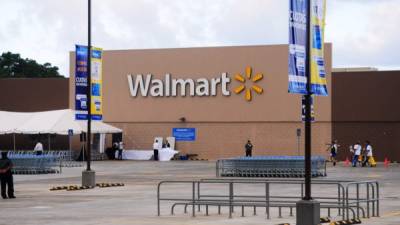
[0,0,399,76]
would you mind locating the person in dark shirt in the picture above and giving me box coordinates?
[0,151,15,199]
[327,140,340,166]
[117,141,124,160]
[245,140,253,157]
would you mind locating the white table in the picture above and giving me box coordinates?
[159,149,179,161]
[116,149,178,161]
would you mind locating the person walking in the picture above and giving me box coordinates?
[327,140,340,166]
[0,151,15,199]
[245,140,253,157]
[153,140,160,161]
[362,140,373,167]
[352,141,362,167]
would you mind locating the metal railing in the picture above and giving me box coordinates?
[345,180,380,220]
[157,178,379,221]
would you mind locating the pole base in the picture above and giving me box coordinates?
[296,199,320,225]
[82,170,96,187]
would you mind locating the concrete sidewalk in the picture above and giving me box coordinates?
[0,161,399,225]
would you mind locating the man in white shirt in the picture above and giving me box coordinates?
[366,142,373,157]
[153,140,160,161]
[352,141,362,167]
[363,140,373,166]
[33,141,44,155]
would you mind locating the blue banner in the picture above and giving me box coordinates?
[172,128,196,141]
[75,45,89,120]
[288,0,308,94]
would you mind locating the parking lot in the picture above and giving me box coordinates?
[0,160,399,225]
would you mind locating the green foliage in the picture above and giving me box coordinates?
[0,52,62,78]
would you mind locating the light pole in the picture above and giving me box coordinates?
[296,0,320,224]
[82,0,96,187]
[87,0,92,172]
[304,0,312,199]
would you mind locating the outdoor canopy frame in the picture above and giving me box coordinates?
[0,109,122,150]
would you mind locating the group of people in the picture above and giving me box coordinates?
[0,151,15,199]
[153,140,171,161]
[350,140,375,167]
[327,140,375,167]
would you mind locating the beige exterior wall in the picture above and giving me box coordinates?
[69,44,332,159]
[112,122,331,159]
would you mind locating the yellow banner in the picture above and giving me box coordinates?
[310,0,328,96]
[90,47,103,120]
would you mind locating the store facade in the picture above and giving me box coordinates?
[69,44,332,160]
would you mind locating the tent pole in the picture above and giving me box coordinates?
[48,134,51,151]
[13,133,16,151]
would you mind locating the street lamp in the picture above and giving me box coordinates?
[296,0,320,225]
[82,0,95,187]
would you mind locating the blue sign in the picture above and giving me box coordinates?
[288,0,308,94]
[68,129,74,136]
[172,128,196,141]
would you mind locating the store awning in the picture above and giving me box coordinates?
[0,109,122,135]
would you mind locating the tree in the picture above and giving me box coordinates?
[0,52,63,78]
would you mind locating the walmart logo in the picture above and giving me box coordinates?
[233,67,263,101]
[127,66,264,101]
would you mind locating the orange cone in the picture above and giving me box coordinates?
[344,157,350,167]
[384,157,390,168]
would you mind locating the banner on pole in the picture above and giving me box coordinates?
[310,0,328,96]
[90,47,103,120]
[288,0,327,96]
[288,0,308,94]
[75,45,103,120]
[75,45,89,120]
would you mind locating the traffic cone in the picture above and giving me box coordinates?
[384,157,390,168]
[344,157,350,167]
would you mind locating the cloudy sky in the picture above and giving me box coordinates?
[0,0,399,76]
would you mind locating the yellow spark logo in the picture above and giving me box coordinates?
[233,66,263,101]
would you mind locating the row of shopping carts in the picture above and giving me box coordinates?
[6,151,83,174]
[216,156,327,178]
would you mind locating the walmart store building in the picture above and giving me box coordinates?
[68,44,333,159]
[2,44,399,161]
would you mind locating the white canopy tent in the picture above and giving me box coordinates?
[0,111,29,134]
[0,109,122,150]
[0,109,122,134]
